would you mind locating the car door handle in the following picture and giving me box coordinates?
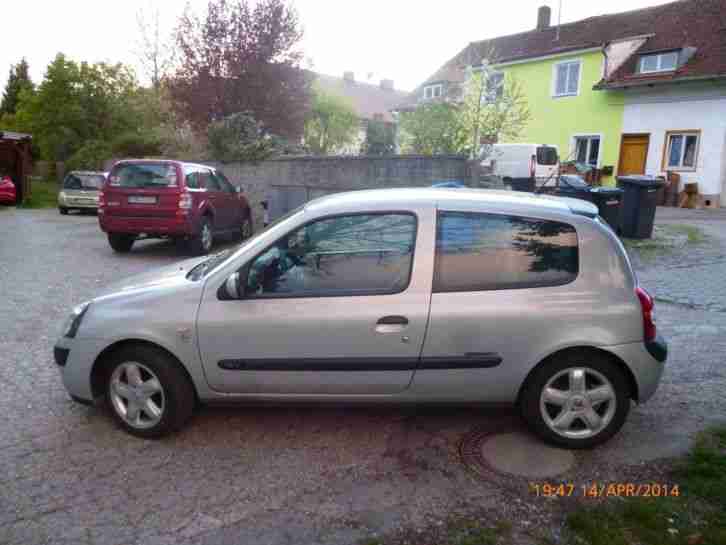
[375,315,408,334]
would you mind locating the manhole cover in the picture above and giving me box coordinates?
[479,432,575,478]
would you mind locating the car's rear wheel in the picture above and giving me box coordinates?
[520,351,630,449]
[59,207,69,215]
[189,216,213,255]
[104,345,195,438]
[108,233,135,253]
[239,217,253,241]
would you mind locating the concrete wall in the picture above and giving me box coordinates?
[200,155,470,229]
[622,82,726,207]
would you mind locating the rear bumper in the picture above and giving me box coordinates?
[607,337,667,403]
[99,213,196,236]
[0,192,16,203]
[61,201,98,209]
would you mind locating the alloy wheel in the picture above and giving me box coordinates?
[109,362,166,429]
[201,222,213,252]
[539,367,616,440]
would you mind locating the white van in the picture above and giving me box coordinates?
[480,143,559,187]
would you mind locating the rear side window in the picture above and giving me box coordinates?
[110,164,178,188]
[434,212,578,292]
[537,146,558,165]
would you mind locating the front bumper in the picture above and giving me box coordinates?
[54,337,110,404]
[99,214,195,236]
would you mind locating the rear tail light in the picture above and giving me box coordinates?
[178,192,192,210]
[636,286,656,342]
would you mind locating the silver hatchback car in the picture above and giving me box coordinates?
[54,188,667,448]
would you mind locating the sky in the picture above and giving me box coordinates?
[1,0,672,94]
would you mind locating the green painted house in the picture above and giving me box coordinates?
[397,0,726,199]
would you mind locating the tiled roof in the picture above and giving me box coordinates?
[314,73,409,123]
[397,0,726,107]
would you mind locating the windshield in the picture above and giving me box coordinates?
[186,205,307,281]
[63,173,105,190]
[109,163,178,188]
[537,146,559,166]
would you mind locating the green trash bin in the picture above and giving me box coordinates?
[616,175,665,239]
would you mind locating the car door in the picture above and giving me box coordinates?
[199,168,232,229]
[214,170,243,226]
[418,209,580,403]
[196,206,435,395]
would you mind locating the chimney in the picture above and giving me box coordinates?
[380,79,394,91]
[343,71,355,83]
[537,5,551,30]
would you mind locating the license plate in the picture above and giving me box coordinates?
[128,196,157,204]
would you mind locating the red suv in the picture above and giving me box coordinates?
[99,160,253,255]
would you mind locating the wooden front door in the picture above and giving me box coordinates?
[618,134,650,175]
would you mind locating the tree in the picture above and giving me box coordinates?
[459,63,531,158]
[303,87,359,155]
[14,54,142,161]
[361,119,396,156]
[170,0,311,139]
[207,112,280,162]
[1,59,33,116]
[135,2,173,92]
[398,102,465,155]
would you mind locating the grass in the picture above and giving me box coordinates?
[564,426,726,545]
[18,179,59,209]
[622,223,707,261]
[357,426,726,545]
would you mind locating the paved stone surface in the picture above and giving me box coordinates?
[0,207,725,545]
[479,433,575,478]
[635,207,726,312]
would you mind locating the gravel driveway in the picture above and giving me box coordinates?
[1,207,725,545]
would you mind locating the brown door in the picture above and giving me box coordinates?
[618,134,649,175]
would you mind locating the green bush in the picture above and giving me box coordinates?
[111,131,164,158]
[65,140,113,172]
[207,112,280,162]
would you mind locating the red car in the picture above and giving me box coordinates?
[0,175,16,204]
[99,160,253,254]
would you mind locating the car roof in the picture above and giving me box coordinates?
[67,170,106,176]
[111,159,213,170]
[305,187,598,219]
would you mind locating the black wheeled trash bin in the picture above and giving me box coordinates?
[590,186,624,231]
[549,175,624,231]
[616,175,665,239]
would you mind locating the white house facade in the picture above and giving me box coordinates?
[621,83,726,207]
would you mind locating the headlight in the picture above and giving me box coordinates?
[61,301,91,338]
[58,191,66,203]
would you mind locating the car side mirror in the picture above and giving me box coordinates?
[236,186,243,194]
[219,272,242,300]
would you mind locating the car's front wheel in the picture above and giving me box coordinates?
[104,345,196,438]
[108,233,135,253]
[520,351,630,449]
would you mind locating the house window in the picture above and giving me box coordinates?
[639,51,679,74]
[553,60,581,97]
[664,131,699,170]
[574,135,601,166]
[424,84,443,100]
[487,72,504,101]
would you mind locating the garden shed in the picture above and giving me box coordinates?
[0,131,32,203]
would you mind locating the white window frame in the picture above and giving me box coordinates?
[423,83,443,100]
[571,133,603,167]
[639,51,679,74]
[663,130,700,171]
[552,59,582,98]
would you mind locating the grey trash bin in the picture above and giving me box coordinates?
[616,175,665,239]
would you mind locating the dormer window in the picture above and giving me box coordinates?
[639,51,679,73]
[423,84,443,100]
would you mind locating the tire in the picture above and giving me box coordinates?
[104,344,196,439]
[189,216,213,256]
[59,207,68,215]
[238,216,253,241]
[520,351,631,449]
[108,233,135,253]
